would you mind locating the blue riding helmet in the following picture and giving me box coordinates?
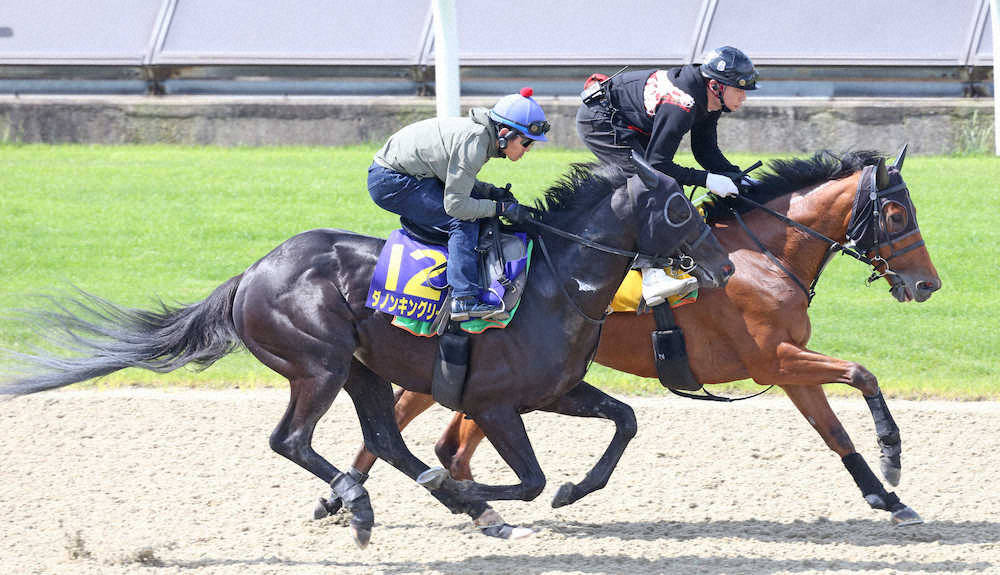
[488,87,550,142]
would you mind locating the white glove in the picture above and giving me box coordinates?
[706,173,739,198]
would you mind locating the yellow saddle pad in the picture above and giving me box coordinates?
[611,269,697,312]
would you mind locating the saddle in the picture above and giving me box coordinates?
[397,217,531,330]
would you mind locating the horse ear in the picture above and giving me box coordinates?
[892,143,908,172]
[630,152,660,190]
[875,156,889,190]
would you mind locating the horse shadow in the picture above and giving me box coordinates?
[530,517,1000,547]
[158,552,993,575]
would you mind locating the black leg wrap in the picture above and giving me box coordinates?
[345,466,369,485]
[331,471,373,526]
[842,453,901,511]
[318,466,369,518]
[865,392,901,451]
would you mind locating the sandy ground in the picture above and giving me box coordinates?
[1,388,998,575]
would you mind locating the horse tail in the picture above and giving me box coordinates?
[0,274,244,396]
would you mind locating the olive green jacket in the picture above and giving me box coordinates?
[373,108,503,221]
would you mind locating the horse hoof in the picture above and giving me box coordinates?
[551,482,576,508]
[350,524,372,549]
[416,466,450,491]
[891,506,923,527]
[313,497,342,520]
[480,523,535,540]
[314,498,331,520]
[880,459,901,487]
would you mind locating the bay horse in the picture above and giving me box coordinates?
[0,159,734,547]
[342,148,940,529]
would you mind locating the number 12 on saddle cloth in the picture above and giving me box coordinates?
[366,229,531,335]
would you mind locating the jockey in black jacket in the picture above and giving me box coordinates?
[576,45,759,304]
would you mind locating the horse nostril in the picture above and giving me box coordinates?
[723,264,734,277]
[917,280,939,293]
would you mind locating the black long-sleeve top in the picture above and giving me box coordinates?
[607,65,739,187]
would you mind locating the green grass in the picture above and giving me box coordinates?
[1,144,997,399]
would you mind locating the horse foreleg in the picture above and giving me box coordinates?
[536,381,637,508]
[768,343,902,484]
[417,404,546,505]
[765,349,917,525]
[781,384,856,457]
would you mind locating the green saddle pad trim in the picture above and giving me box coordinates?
[392,299,522,337]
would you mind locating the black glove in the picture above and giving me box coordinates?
[473,182,514,202]
[490,183,516,203]
[497,201,531,225]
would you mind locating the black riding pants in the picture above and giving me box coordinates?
[575,99,646,177]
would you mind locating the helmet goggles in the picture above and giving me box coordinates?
[494,114,550,138]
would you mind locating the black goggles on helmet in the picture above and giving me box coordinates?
[496,114,550,137]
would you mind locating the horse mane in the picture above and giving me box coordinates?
[703,150,885,223]
[531,163,624,223]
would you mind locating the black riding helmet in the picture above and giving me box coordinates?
[700,46,759,90]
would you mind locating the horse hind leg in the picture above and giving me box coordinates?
[319,388,437,518]
[342,360,492,524]
[267,371,377,547]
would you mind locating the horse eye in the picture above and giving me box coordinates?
[883,201,908,233]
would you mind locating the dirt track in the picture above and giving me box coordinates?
[1,388,998,575]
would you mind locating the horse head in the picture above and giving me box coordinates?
[631,155,734,289]
[856,146,941,302]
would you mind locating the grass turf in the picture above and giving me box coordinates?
[1,144,997,399]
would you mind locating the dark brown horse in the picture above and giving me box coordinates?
[344,148,940,530]
[1,160,734,547]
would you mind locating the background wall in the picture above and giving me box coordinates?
[1,95,993,154]
[0,0,995,153]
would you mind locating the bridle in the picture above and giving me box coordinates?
[844,166,924,282]
[730,158,923,305]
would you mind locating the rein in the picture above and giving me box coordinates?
[526,216,690,325]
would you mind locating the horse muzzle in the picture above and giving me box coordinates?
[690,256,735,289]
[889,274,941,303]
[678,226,734,289]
